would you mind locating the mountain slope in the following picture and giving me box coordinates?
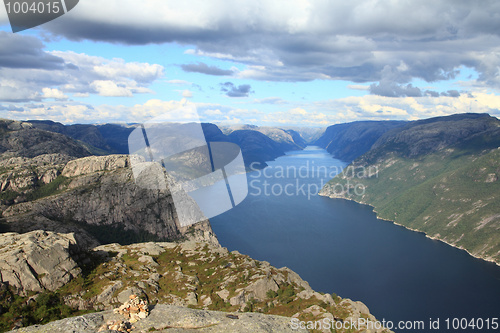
[221,125,307,149]
[314,120,406,162]
[320,113,500,264]
[27,120,301,169]
[228,130,286,169]
[0,154,215,246]
[0,231,390,333]
[0,120,92,159]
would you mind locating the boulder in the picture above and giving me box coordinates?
[244,276,279,300]
[61,155,129,177]
[0,230,81,295]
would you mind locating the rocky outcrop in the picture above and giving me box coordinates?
[61,155,129,177]
[0,154,71,197]
[8,304,308,333]
[0,233,390,332]
[60,240,387,332]
[0,230,82,295]
[1,154,216,246]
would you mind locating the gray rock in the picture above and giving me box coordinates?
[117,287,145,304]
[96,281,123,305]
[6,312,105,333]
[3,154,218,247]
[61,155,129,177]
[244,276,279,300]
[186,292,198,306]
[0,230,81,295]
[229,291,246,306]
[8,304,308,333]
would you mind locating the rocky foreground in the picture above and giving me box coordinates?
[0,230,390,333]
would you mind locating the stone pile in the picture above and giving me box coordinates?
[98,294,149,332]
[115,294,150,323]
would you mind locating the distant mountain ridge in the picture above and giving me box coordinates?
[27,120,308,168]
[314,120,407,162]
[320,113,500,265]
[0,120,93,159]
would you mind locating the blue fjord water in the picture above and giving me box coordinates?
[210,146,500,331]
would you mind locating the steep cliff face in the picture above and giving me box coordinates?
[320,113,500,264]
[314,120,406,162]
[0,154,216,246]
[229,130,286,168]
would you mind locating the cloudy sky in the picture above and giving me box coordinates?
[1,0,500,126]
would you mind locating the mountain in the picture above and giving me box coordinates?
[0,120,93,159]
[228,130,286,169]
[0,154,214,246]
[0,231,390,333]
[314,120,407,162]
[27,120,304,169]
[320,113,500,264]
[205,124,308,168]
[221,125,307,149]
[280,126,326,144]
[28,120,114,153]
[95,123,136,154]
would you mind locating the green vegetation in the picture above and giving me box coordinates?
[325,147,500,263]
[25,175,68,201]
[0,190,19,202]
[54,244,359,332]
[0,285,89,332]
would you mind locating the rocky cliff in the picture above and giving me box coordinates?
[314,120,406,162]
[0,153,216,247]
[0,231,390,333]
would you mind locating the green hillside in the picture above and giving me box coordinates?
[320,114,500,264]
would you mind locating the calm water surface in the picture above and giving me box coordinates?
[210,146,500,332]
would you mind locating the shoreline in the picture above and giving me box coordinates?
[318,192,500,267]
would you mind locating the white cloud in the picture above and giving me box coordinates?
[204,109,223,116]
[3,91,500,127]
[0,34,164,103]
[348,84,370,91]
[90,80,133,97]
[167,79,192,85]
[1,102,120,124]
[42,88,68,99]
[182,90,193,98]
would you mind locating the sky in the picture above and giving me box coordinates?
[1,0,500,127]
